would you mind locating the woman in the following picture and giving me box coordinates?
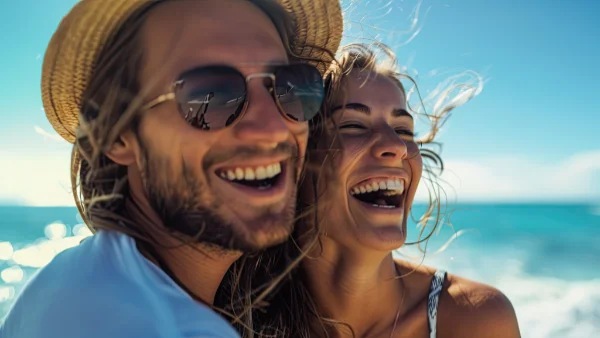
[221,43,521,337]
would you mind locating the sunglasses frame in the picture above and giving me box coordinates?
[141,64,323,129]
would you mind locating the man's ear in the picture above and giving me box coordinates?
[105,131,139,166]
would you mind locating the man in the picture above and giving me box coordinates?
[0,0,342,337]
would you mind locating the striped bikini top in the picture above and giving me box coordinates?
[427,270,447,338]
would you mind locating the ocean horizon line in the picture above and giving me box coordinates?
[0,201,598,208]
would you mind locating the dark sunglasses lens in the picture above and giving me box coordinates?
[174,66,246,131]
[274,64,324,122]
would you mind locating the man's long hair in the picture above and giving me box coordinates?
[70,0,332,330]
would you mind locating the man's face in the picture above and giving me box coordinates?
[131,0,309,251]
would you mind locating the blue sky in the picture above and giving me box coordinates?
[0,0,598,205]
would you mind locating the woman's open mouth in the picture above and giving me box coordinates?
[349,178,405,209]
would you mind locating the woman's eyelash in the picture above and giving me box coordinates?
[339,123,366,129]
[396,129,415,136]
[339,124,415,137]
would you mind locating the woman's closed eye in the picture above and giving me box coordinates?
[339,123,366,130]
[340,123,415,137]
[395,129,415,137]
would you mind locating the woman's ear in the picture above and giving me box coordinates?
[105,131,138,166]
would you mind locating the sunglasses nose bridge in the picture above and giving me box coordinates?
[245,72,276,87]
[242,73,280,118]
[244,72,279,110]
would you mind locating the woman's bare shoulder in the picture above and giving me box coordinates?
[393,259,438,293]
[393,259,520,337]
[438,273,521,338]
[394,259,438,277]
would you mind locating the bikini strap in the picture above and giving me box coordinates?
[427,270,447,338]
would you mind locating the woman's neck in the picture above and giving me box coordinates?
[303,237,404,337]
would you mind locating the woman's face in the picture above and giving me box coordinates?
[315,69,423,252]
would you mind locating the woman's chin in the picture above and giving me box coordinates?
[356,223,407,252]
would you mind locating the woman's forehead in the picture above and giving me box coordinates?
[336,69,406,108]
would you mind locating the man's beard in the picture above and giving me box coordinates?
[140,143,300,252]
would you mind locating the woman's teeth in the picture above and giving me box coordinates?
[350,178,405,196]
[218,163,282,181]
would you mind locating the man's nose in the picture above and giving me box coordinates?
[232,81,291,148]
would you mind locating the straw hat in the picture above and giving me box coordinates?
[42,0,343,144]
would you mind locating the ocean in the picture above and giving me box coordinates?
[0,204,599,337]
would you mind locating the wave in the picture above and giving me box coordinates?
[499,272,600,338]
[398,244,600,338]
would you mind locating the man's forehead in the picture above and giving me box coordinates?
[140,0,287,80]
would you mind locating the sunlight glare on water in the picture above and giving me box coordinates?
[0,286,15,303]
[10,222,92,268]
[72,223,93,237]
[0,242,13,261]
[0,266,23,284]
[44,222,67,240]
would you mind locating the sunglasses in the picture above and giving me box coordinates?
[142,64,324,131]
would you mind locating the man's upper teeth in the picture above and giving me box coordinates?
[350,179,404,195]
[220,163,281,181]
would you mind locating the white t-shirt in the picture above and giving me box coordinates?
[0,230,240,338]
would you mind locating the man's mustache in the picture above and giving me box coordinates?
[203,142,299,170]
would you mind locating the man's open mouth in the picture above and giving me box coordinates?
[350,178,405,209]
[216,162,284,190]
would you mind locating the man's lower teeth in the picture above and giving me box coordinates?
[372,204,395,209]
[227,178,275,190]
